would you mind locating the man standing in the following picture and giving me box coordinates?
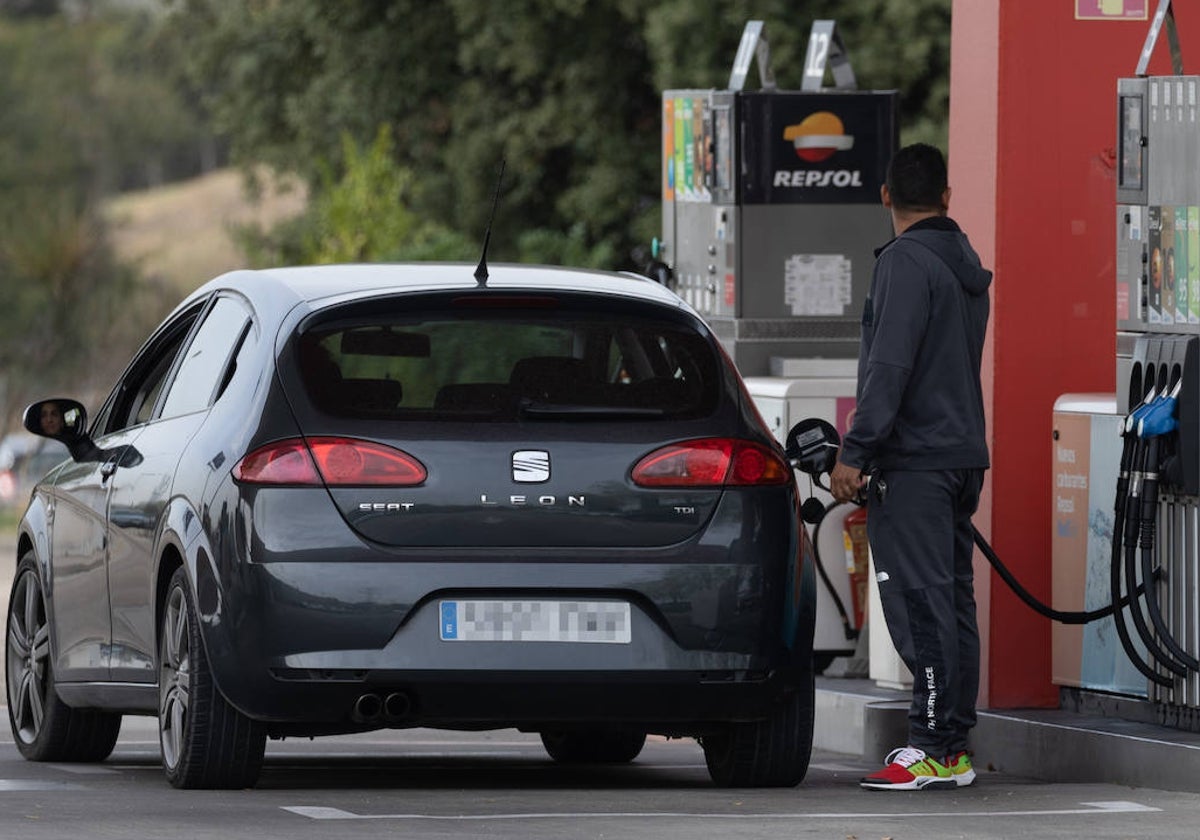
[829,143,992,791]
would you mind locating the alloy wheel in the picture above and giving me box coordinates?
[158,584,191,770]
[7,570,50,745]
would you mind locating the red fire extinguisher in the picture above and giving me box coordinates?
[842,506,870,631]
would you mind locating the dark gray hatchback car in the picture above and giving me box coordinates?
[7,263,817,789]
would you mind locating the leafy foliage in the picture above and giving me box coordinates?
[0,191,137,411]
[235,127,475,266]
[0,0,952,429]
[173,0,951,272]
[304,128,423,264]
[0,8,201,417]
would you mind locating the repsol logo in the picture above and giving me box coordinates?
[773,169,864,188]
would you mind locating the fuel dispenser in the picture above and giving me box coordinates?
[659,20,897,377]
[1054,3,1200,711]
[658,21,900,675]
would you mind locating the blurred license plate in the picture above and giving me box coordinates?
[439,600,631,643]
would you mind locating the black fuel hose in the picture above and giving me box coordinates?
[810,502,860,642]
[1123,439,1188,677]
[1111,434,1176,687]
[965,430,1154,627]
[1137,437,1200,672]
[803,453,1170,680]
[971,525,1156,627]
[832,491,1157,627]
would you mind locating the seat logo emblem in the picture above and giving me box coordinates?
[513,450,550,483]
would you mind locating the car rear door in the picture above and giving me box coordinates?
[44,428,142,683]
[46,300,206,683]
[106,295,253,684]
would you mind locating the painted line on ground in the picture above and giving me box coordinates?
[45,764,120,775]
[281,800,1160,821]
[0,780,85,791]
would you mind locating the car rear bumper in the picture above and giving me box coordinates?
[197,485,815,733]
[259,666,809,736]
[199,560,813,731]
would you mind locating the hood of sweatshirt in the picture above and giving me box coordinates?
[894,216,993,297]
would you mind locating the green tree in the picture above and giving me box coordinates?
[0,9,196,421]
[172,0,950,270]
[238,126,475,266]
[0,192,137,415]
[172,1,460,189]
[173,0,662,267]
[642,1,950,148]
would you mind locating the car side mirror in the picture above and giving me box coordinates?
[785,417,840,480]
[23,398,88,442]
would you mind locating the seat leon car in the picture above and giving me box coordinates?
[7,262,817,789]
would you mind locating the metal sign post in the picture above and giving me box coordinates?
[728,20,776,93]
[801,20,858,92]
[1136,0,1183,76]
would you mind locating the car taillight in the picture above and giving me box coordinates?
[631,438,790,487]
[233,440,320,485]
[233,437,427,486]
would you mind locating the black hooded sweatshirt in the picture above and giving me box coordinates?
[840,216,992,472]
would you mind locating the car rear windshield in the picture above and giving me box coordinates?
[295,299,720,421]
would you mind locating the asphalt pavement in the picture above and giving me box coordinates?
[2,718,1199,840]
[5,520,1200,829]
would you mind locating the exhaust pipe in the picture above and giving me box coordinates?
[351,693,383,723]
[383,692,412,723]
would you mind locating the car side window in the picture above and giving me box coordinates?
[133,351,180,426]
[158,296,252,420]
[96,302,207,436]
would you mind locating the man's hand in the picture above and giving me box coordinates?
[830,460,867,503]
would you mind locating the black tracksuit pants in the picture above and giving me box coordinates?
[866,467,985,758]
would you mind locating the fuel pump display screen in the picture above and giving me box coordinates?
[1120,94,1145,191]
[714,106,733,193]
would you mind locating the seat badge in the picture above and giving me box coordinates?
[512,450,550,483]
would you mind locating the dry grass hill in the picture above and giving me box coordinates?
[105,167,307,296]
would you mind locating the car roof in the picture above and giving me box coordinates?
[184,263,692,317]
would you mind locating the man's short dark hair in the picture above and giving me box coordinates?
[885,143,948,212]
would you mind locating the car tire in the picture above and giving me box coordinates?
[540,727,647,763]
[6,551,122,762]
[159,567,266,789]
[700,669,815,787]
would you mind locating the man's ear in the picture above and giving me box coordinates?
[942,186,952,211]
[880,184,892,208]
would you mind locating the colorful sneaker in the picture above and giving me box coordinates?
[945,750,976,787]
[859,746,956,791]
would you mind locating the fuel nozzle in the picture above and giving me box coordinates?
[1137,379,1182,439]
[1133,379,1183,534]
[1131,376,1200,674]
[1133,380,1179,533]
[1125,385,1160,437]
[1119,386,1159,499]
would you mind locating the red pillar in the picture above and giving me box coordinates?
[949,1,1200,708]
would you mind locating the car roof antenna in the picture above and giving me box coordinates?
[474,158,506,287]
